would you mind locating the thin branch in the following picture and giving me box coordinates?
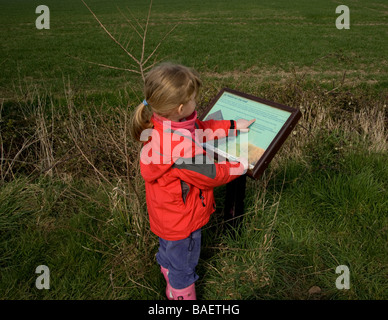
[81,0,177,83]
[143,55,164,73]
[143,52,175,73]
[142,23,179,67]
[69,55,141,75]
[138,0,153,80]
[141,0,153,65]
[116,5,143,40]
[126,6,145,32]
[81,0,140,65]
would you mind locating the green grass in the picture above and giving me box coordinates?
[1,0,387,100]
[0,0,387,300]
[266,152,387,299]
[200,145,387,300]
[1,141,386,299]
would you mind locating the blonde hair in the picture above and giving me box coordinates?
[131,63,201,142]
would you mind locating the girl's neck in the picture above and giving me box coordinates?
[152,110,198,141]
[154,110,197,124]
[167,114,184,122]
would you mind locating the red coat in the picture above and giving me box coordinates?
[140,111,245,240]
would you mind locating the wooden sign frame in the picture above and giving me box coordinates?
[199,88,302,180]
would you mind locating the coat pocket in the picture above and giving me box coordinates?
[180,180,190,204]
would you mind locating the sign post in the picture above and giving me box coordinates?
[224,174,247,228]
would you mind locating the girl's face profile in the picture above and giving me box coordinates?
[179,93,197,120]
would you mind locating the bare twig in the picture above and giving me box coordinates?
[116,6,143,40]
[126,6,145,32]
[142,23,180,68]
[81,0,140,65]
[139,0,153,80]
[81,0,179,81]
[68,55,141,75]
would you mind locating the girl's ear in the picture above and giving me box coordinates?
[177,104,184,115]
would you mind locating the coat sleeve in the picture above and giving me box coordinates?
[195,119,237,142]
[169,153,246,189]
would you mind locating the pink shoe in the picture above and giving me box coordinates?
[160,266,173,300]
[170,283,196,300]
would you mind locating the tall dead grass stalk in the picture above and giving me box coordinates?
[80,0,179,81]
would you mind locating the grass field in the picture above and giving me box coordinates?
[0,0,387,300]
[1,0,387,99]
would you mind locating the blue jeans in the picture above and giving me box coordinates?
[156,229,201,289]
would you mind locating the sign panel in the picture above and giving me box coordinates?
[200,88,302,179]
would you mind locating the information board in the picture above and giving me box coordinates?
[200,88,302,179]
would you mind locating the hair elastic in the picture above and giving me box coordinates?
[143,99,148,106]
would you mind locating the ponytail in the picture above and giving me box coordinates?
[130,101,153,142]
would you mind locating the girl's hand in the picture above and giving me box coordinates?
[236,119,256,132]
[237,156,249,172]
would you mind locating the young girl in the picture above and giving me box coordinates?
[131,63,255,300]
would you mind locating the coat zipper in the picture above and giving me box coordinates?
[199,189,206,207]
